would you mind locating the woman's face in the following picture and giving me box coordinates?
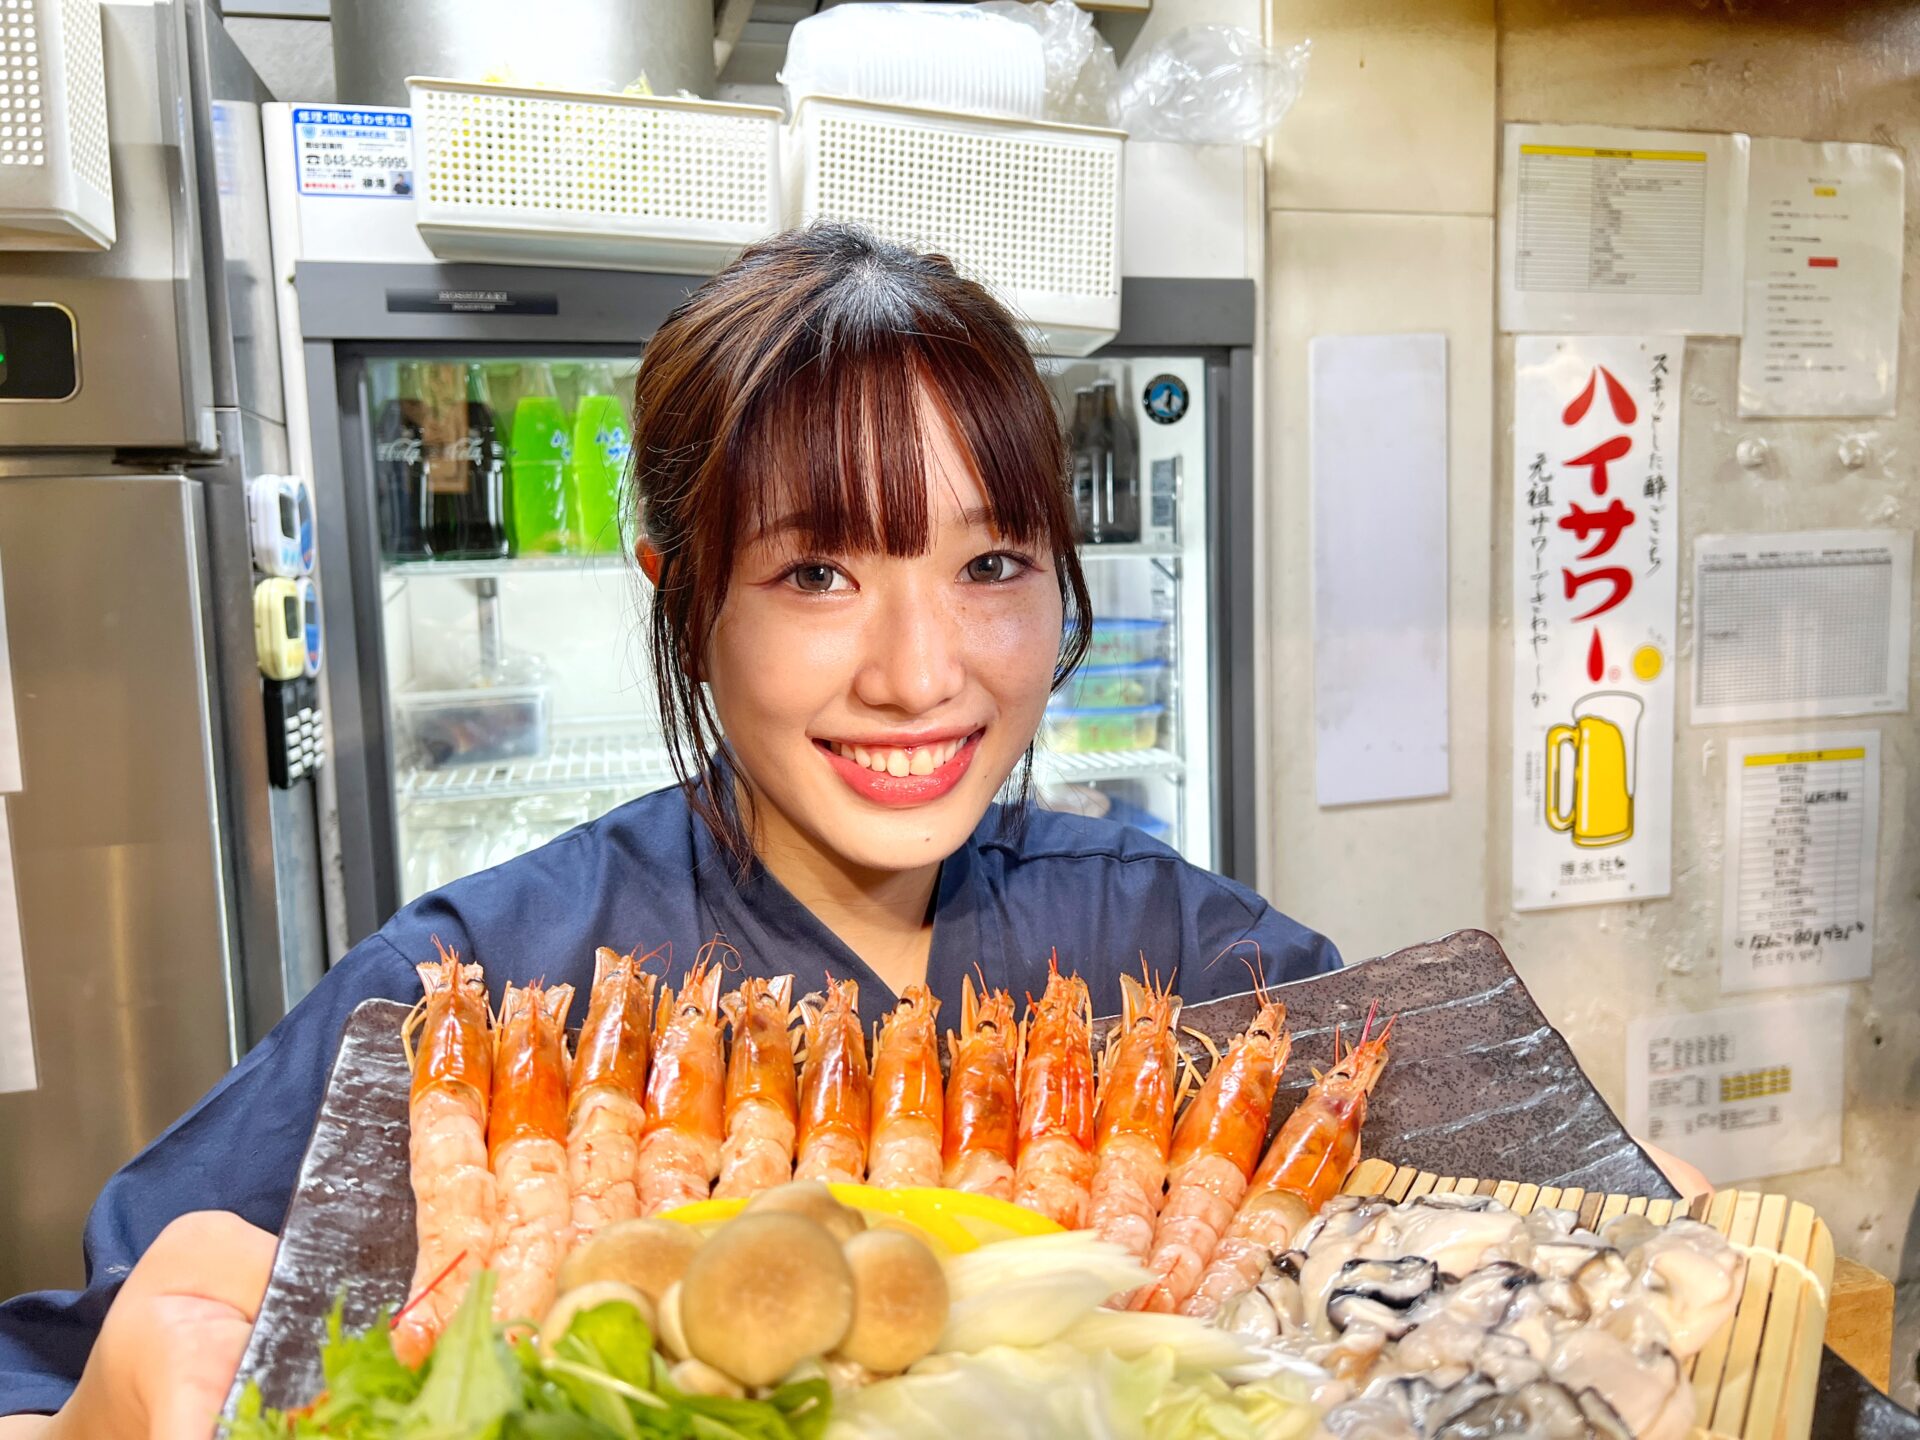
[705,398,1065,877]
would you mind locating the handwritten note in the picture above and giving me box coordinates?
[1627,991,1847,1185]
[1721,732,1878,993]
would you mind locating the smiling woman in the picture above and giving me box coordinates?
[0,225,1339,1431]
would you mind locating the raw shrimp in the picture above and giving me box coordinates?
[867,985,943,1189]
[566,947,655,1240]
[940,975,1020,1199]
[713,974,799,1199]
[795,977,871,1183]
[1180,1001,1393,1319]
[489,980,575,1325]
[635,960,726,1216]
[1135,989,1290,1312]
[1088,969,1180,1262]
[1011,957,1096,1229]
[393,944,495,1367]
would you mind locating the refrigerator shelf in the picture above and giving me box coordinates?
[396,731,678,803]
[385,555,630,580]
[1076,542,1181,561]
[394,733,1184,804]
[1034,746,1184,784]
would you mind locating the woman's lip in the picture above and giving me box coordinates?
[815,731,983,808]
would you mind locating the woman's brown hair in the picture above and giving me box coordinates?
[628,222,1094,868]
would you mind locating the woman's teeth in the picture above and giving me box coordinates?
[829,737,967,777]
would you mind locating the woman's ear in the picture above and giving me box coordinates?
[636,539,663,587]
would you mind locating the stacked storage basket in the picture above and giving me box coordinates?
[0,0,113,250]
[784,94,1124,357]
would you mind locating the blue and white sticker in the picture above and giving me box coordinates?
[293,107,414,199]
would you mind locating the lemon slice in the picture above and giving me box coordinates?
[658,1185,1060,1253]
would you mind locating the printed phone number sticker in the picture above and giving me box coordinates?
[294,107,414,199]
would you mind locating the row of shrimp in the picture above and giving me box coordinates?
[392,940,1393,1366]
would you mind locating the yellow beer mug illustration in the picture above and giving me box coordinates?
[1545,692,1642,847]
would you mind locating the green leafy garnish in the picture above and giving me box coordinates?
[223,1276,831,1440]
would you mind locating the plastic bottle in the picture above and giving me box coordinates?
[373,361,427,560]
[569,363,631,555]
[506,363,575,555]
[422,364,509,558]
[1085,378,1141,544]
[1068,386,1097,543]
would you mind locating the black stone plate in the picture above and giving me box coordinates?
[228,929,1913,1436]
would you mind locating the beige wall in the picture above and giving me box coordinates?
[1262,0,1919,1403]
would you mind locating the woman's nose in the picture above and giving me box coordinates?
[852,578,966,715]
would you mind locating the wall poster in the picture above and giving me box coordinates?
[1512,337,1681,910]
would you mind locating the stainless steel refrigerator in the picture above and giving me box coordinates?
[0,0,325,1295]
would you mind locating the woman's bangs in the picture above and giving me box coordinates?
[727,334,1066,561]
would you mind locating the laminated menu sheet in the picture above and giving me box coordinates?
[1693,529,1912,724]
[1721,732,1879,994]
[1627,991,1847,1185]
[1738,138,1905,418]
[1499,123,1748,334]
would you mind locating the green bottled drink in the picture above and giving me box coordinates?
[506,363,575,555]
[569,363,631,555]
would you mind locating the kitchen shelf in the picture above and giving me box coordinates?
[396,732,1182,804]
[385,555,630,580]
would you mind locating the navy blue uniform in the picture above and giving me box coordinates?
[0,784,1338,1414]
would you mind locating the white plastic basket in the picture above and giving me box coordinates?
[785,94,1124,357]
[0,0,113,251]
[407,77,781,274]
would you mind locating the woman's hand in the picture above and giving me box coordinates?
[18,1211,277,1440]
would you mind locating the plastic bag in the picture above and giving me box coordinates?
[975,0,1120,127]
[779,4,1048,121]
[1114,26,1310,143]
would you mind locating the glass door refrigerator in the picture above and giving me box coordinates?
[281,251,1259,947]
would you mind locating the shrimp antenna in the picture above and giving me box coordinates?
[696,933,742,975]
[1204,936,1265,975]
[629,941,672,970]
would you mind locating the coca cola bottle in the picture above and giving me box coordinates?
[420,363,509,559]
[373,361,427,560]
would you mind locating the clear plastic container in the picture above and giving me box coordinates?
[1054,659,1167,710]
[1043,703,1164,754]
[1081,617,1168,667]
[398,684,552,769]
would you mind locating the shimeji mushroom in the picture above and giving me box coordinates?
[744,1180,868,1242]
[556,1216,704,1305]
[832,1229,949,1375]
[678,1212,855,1387]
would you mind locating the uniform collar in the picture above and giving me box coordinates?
[682,770,1014,1022]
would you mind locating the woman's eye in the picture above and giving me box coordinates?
[788,562,845,593]
[963,552,1031,584]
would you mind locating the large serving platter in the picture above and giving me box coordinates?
[226,929,1914,1438]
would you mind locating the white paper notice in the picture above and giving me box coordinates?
[0,805,36,1094]
[1310,333,1450,808]
[1739,138,1905,418]
[1628,991,1847,1185]
[1693,530,1913,724]
[1721,732,1879,993]
[1512,337,1680,910]
[1499,123,1749,335]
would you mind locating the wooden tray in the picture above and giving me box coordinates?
[1342,1158,1835,1440]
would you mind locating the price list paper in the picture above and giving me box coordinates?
[1499,123,1748,334]
[1721,733,1879,993]
[1511,337,1680,910]
[1627,991,1847,1185]
[1738,138,1904,418]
